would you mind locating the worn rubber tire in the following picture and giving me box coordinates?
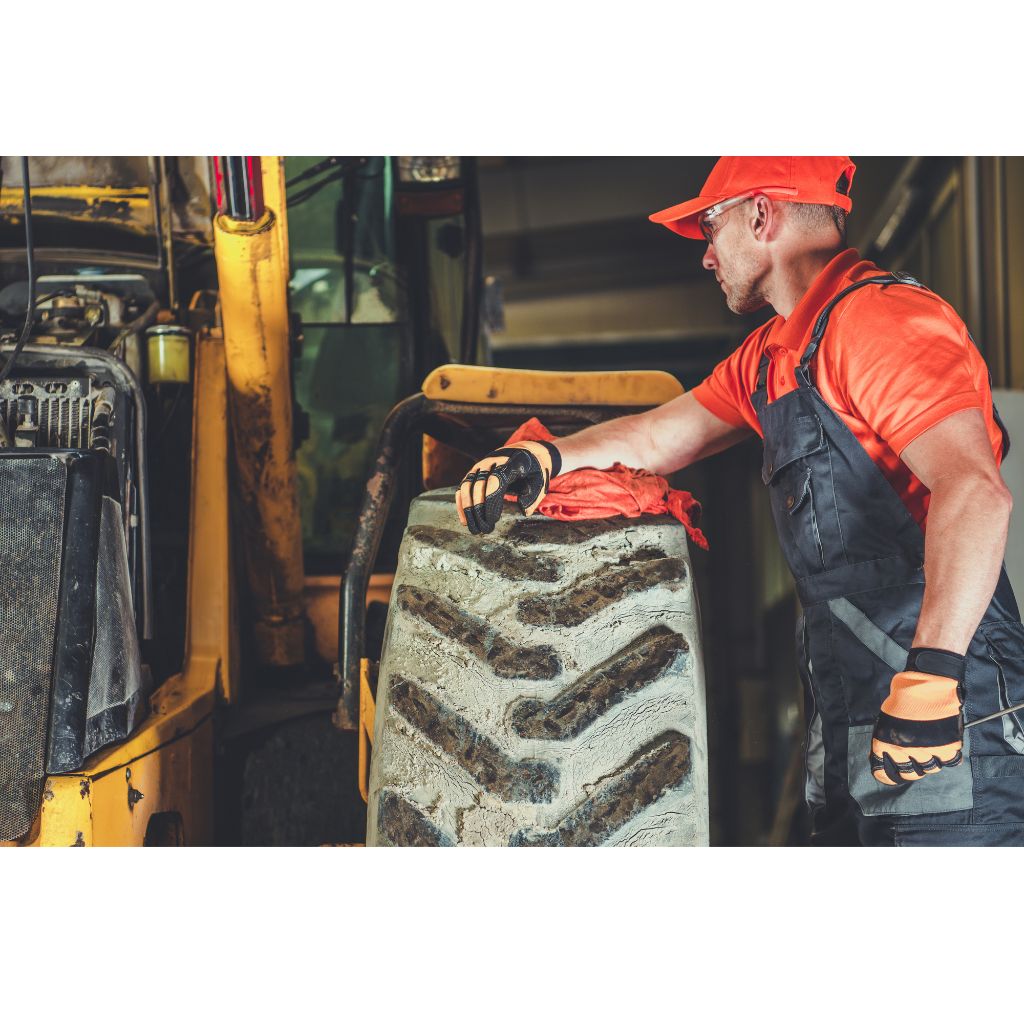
[366,488,709,847]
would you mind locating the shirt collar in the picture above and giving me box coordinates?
[771,248,868,351]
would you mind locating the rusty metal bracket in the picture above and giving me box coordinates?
[337,392,652,727]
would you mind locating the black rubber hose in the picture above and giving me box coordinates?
[0,157,35,386]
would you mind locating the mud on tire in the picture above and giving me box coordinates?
[366,488,709,847]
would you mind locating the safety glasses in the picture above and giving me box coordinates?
[698,191,756,245]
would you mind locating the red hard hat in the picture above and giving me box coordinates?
[650,156,857,239]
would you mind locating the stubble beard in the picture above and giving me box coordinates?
[720,248,770,315]
[725,278,769,315]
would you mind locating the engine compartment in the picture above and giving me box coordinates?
[0,342,152,841]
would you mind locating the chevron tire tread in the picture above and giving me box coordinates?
[366,488,709,847]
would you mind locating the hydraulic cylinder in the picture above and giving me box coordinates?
[213,206,304,666]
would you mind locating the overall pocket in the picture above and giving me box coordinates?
[847,724,974,816]
[981,626,1024,754]
[769,467,829,579]
[762,414,826,485]
[832,592,975,817]
[969,623,1024,822]
[765,415,831,579]
[787,470,825,571]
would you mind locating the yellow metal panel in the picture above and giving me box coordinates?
[88,718,214,847]
[0,186,153,235]
[183,325,238,700]
[0,185,150,202]
[33,715,215,847]
[39,776,93,847]
[421,364,684,406]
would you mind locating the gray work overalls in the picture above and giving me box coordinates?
[750,273,1024,846]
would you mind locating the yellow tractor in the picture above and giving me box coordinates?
[0,155,707,846]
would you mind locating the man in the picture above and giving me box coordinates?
[455,156,1024,847]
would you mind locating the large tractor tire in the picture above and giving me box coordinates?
[366,488,709,847]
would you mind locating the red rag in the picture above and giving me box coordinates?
[504,418,708,550]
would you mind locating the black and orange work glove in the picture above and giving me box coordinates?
[870,647,965,786]
[456,440,561,535]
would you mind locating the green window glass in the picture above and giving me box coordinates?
[286,157,409,573]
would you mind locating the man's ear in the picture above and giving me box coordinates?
[750,194,774,242]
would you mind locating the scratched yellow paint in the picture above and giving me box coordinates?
[421,364,684,407]
[0,186,153,234]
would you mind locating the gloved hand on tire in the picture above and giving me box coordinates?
[456,440,561,535]
[870,647,965,786]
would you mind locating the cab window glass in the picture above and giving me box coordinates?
[286,157,408,572]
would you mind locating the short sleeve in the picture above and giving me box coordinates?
[691,324,774,436]
[827,288,985,456]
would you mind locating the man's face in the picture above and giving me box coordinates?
[700,199,771,315]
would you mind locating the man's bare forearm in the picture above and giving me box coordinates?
[901,409,1013,655]
[554,392,752,476]
[555,412,657,475]
[912,473,1012,654]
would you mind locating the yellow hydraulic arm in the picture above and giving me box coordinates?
[213,157,306,667]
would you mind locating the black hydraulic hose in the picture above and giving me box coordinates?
[0,157,35,386]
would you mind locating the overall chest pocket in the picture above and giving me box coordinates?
[763,415,830,573]
[762,415,826,484]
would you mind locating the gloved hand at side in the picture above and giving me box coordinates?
[870,647,965,786]
[456,440,561,535]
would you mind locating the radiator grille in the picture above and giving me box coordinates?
[0,377,92,449]
[0,457,67,841]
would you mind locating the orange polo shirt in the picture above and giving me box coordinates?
[691,249,1004,531]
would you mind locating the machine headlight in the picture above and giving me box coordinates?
[397,157,461,184]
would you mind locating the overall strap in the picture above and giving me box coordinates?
[795,272,925,388]
[754,349,771,393]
